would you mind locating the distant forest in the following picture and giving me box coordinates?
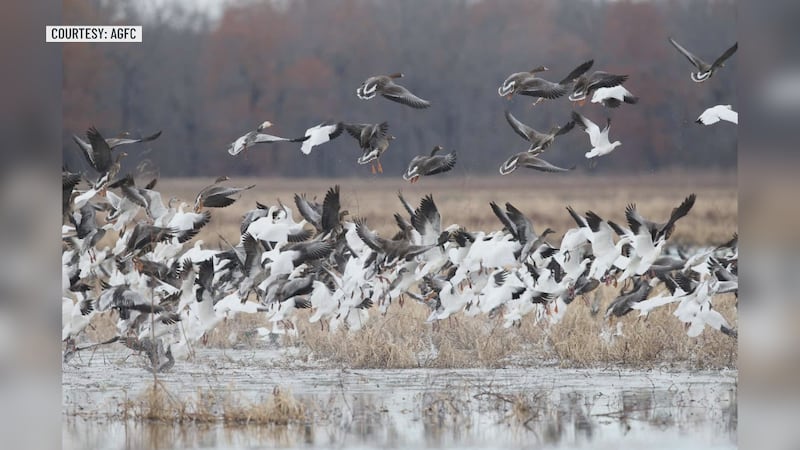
[62,0,737,178]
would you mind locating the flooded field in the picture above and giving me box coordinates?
[63,349,737,450]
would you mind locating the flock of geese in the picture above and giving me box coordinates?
[225,36,737,177]
[62,36,738,371]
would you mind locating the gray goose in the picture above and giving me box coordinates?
[569,70,629,103]
[343,122,395,173]
[356,73,431,109]
[193,176,255,212]
[498,60,593,105]
[499,152,575,175]
[669,37,738,83]
[355,217,448,267]
[505,110,575,154]
[402,146,457,183]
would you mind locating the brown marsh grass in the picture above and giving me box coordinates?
[152,171,736,247]
[295,286,738,370]
[122,382,309,425]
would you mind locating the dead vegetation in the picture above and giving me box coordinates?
[296,288,737,370]
[118,382,309,425]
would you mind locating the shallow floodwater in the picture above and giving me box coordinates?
[63,349,737,450]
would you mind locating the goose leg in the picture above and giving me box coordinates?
[377,160,383,174]
[371,163,376,174]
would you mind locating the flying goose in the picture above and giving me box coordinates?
[227,121,309,156]
[571,111,622,159]
[356,73,431,108]
[343,122,395,173]
[73,126,161,174]
[194,176,255,212]
[668,37,738,83]
[490,201,554,261]
[499,152,575,175]
[569,70,629,103]
[696,105,738,125]
[505,111,575,154]
[403,146,457,183]
[300,122,344,155]
[498,60,594,105]
[591,85,638,108]
[355,217,448,267]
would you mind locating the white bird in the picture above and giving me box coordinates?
[572,111,622,159]
[227,121,309,156]
[300,122,344,155]
[591,85,638,108]
[696,105,738,125]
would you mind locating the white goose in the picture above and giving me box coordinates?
[572,111,622,159]
[696,105,738,125]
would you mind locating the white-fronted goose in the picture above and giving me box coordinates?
[504,110,575,154]
[343,122,395,173]
[571,111,622,159]
[498,60,594,105]
[73,126,161,174]
[227,121,309,156]
[696,105,738,125]
[669,37,738,82]
[403,145,457,183]
[499,152,575,175]
[569,70,629,103]
[356,73,431,108]
[194,176,255,212]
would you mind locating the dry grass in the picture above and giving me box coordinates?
[121,382,309,425]
[153,171,736,247]
[296,286,737,369]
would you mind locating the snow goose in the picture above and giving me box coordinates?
[498,60,593,105]
[505,110,576,154]
[300,122,344,155]
[499,151,575,175]
[571,111,622,159]
[696,105,738,125]
[356,73,431,108]
[226,121,308,156]
[343,122,395,173]
[591,85,638,108]
[668,37,738,83]
[403,146,457,183]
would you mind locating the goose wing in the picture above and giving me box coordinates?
[558,59,594,85]
[711,42,738,69]
[105,130,162,149]
[504,110,540,142]
[669,37,707,70]
[381,82,431,109]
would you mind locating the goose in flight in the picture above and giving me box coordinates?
[227,121,308,156]
[300,122,344,155]
[356,73,431,109]
[591,85,638,108]
[194,176,255,212]
[343,122,395,173]
[696,105,738,125]
[669,37,738,83]
[569,70,629,103]
[504,110,575,154]
[571,111,622,159]
[498,60,594,106]
[403,146,457,183]
[72,126,162,174]
[499,152,575,175]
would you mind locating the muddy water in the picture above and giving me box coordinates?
[63,349,737,449]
